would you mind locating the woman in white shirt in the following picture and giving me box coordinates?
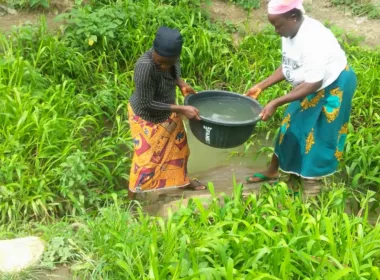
[245,0,357,191]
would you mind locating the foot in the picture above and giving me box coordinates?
[128,189,136,200]
[180,179,207,191]
[246,171,279,184]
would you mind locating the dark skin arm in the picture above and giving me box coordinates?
[246,66,285,98]
[177,78,196,96]
[259,66,286,90]
[261,80,323,121]
[171,104,201,120]
[174,78,199,120]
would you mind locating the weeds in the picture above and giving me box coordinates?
[331,0,380,19]
[229,0,261,10]
[4,185,379,279]
[0,0,379,223]
[4,0,49,9]
[78,185,380,278]
[0,0,379,279]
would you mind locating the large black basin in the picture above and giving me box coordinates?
[184,90,262,149]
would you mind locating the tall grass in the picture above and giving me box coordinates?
[0,0,379,223]
[0,24,134,224]
[14,184,377,279]
[330,0,380,19]
[229,0,261,10]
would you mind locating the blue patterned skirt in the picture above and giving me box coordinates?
[274,66,357,179]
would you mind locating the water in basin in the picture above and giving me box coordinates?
[192,96,261,124]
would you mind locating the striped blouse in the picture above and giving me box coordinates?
[129,49,181,123]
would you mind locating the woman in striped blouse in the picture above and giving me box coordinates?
[128,26,206,199]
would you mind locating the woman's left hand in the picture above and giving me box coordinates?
[260,101,278,121]
[180,84,196,96]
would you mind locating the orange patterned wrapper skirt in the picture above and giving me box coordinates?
[128,104,190,193]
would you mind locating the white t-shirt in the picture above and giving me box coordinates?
[281,16,347,90]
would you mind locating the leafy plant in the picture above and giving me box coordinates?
[330,0,380,19]
[0,0,379,225]
[59,4,128,51]
[229,0,260,10]
[5,0,49,9]
[40,237,77,269]
[30,0,48,8]
[32,185,379,279]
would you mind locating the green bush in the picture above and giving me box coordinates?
[31,185,380,279]
[5,0,49,9]
[230,0,260,10]
[331,0,380,19]
[1,0,380,224]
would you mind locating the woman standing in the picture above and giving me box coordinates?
[246,0,357,188]
[128,26,205,199]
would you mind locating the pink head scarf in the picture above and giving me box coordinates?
[268,0,305,15]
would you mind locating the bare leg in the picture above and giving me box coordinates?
[247,154,280,183]
[180,159,206,191]
[128,189,136,200]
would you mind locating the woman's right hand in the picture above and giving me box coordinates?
[245,85,262,99]
[181,106,201,120]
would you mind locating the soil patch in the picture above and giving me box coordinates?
[0,11,62,33]
[34,266,72,280]
[0,0,76,33]
[309,1,380,47]
[204,0,380,47]
[0,0,379,46]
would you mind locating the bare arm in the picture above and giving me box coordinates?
[246,66,285,98]
[174,61,196,95]
[171,104,201,120]
[259,66,285,91]
[176,78,186,88]
[171,105,185,114]
[273,81,323,107]
[260,80,323,121]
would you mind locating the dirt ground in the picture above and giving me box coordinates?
[0,0,76,33]
[0,0,379,46]
[205,0,380,47]
[33,267,72,280]
[0,11,61,32]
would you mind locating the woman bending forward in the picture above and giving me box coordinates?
[128,26,205,199]
[246,0,357,187]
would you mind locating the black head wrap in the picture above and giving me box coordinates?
[153,26,183,58]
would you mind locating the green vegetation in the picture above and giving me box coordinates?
[1,0,379,224]
[330,0,380,19]
[3,0,49,9]
[229,0,260,10]
[0,0,379,278]
[2,184,380,279]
